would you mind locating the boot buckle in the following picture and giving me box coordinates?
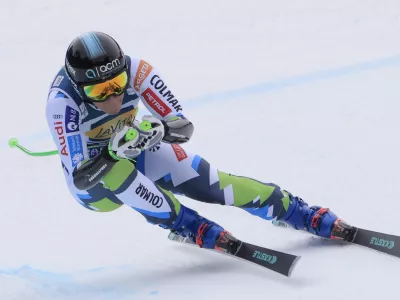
[195,223,208,247]
[311,208,329,229]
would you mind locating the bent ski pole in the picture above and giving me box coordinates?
[8,138,58,157]
[8,126,144,157]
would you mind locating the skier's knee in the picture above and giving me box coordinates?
[70,184,125,212]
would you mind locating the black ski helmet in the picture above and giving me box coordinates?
[65,32,129,99]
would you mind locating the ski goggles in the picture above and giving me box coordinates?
[82,71,129,102]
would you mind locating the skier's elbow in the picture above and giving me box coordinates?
[73,171,97,191]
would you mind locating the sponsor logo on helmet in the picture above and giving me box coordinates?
[134,60,153,92]
[66,60,76,76]
[150,75,182,113]
[141,88,172,117]
[86,59,121,79]
[53,121,68,156]
[53,114,63,119]
[65,106,79,133]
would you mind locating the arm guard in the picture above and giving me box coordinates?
[73,150,117,190]
[162,117,194,144]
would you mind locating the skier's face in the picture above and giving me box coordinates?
[93,94,124,115]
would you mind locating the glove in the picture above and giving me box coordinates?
[162,116,194,144]
[133,115,165,151]
[107,116,165,160]
[108,125,141,160]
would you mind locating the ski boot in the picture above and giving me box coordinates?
[215,231,242,255]
[278,193,357,242]
[171,205,225,249]
[330,218,357,242]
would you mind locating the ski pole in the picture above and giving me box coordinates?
[8,138,58,157]
[8,124,149,157]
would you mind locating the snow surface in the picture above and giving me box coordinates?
[1,0,400,299]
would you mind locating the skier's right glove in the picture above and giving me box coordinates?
[107,117,165,160]
[107,125,142,160]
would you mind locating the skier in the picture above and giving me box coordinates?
[46,31,355,254]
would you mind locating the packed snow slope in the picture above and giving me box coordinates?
[1,0,400,299]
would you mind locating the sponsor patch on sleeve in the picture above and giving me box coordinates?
[53,121,68,156]
[65,106,79,133]
[171,144,187,162]
[67,134,84,167]
[53,75,64,87]
[149,75,182,113]
[134,60,153,92]
[141,88,172,117]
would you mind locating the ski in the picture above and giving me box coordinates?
[273,220,400,258]
[352,228,400,258]
[168,232,301,277]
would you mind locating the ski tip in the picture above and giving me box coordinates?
[287,256,301,277]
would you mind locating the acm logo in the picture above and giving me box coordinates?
[86,59,121,79]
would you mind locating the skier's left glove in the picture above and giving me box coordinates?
[107,115,164,160]
[162,116,194,144]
